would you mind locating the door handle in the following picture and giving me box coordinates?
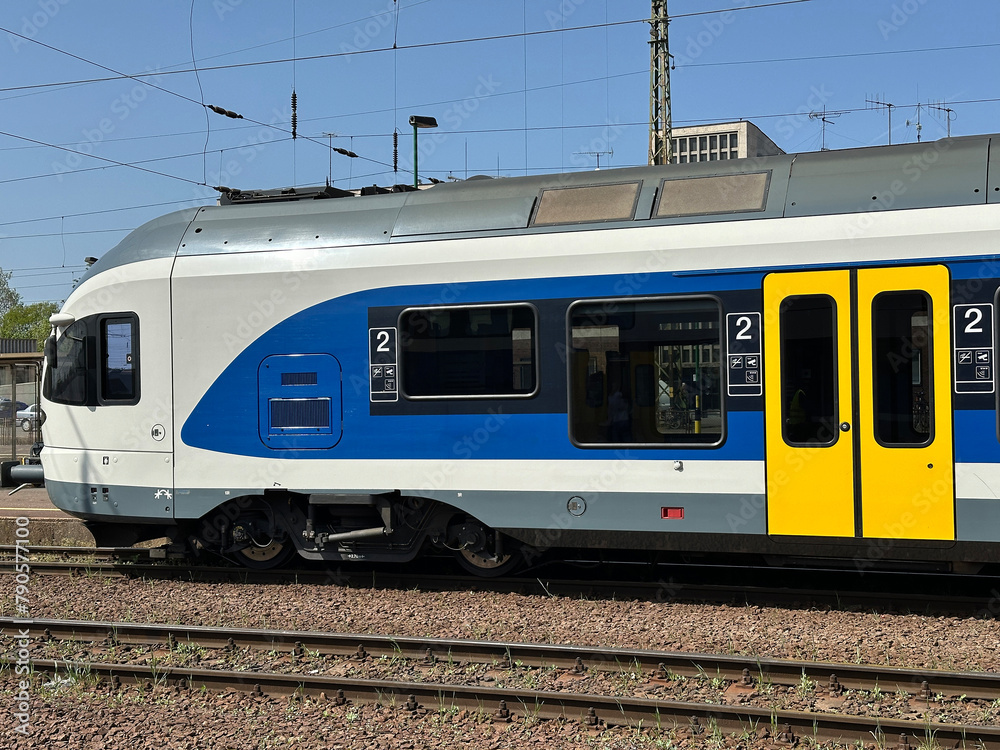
[840,422,850,432]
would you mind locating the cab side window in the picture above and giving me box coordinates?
[101,316,139,402]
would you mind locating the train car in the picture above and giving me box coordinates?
[39,133,1000,574]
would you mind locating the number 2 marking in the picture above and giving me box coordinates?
[964,307,984,335]
[735,315,753,340]
[375,330,391,352]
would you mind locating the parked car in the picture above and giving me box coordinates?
[0,399,28,420]
[16,404,41,432]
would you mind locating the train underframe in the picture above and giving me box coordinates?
[77,492,1000,576]
[176,491,525,575]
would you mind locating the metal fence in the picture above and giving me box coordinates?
[0,362,41,462]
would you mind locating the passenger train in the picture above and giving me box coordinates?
[38,133,1000,573]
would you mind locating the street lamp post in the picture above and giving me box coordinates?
[409,115,438,189]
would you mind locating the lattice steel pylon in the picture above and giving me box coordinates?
[648,0,671,166]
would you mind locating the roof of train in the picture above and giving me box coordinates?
[89,133,1000,278]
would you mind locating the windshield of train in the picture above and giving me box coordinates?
[44,320,89,405]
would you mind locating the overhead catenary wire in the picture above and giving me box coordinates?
[5,37,997,97]
[0,84,992,196]
[1,228,134,241]
[1,10,994,186]
[0,4,822,97]
[4,65,994,163]
[0,0,440,108]
[0,3,996,241]
[190,0,211,184]
[0,199,217,228]
[0,147,250,187]
[0,24,376,183]
[0,129,209,189]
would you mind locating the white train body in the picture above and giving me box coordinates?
[39,135,1000,571]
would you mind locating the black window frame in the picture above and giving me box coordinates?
[98,313,140,405]
[398,303,540,401]
[45,318,92,407]
[566,294,726,449]
[778,294,840,448]
[871,290,933,448]
[45,312,141,407]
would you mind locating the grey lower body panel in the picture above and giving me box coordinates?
[413,489,769,536]
[47,479,175,525]
[43,479,1000,563]
[956,497,1000,543]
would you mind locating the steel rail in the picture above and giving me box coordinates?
[4,551,997,614]
[5,617,999,701]
[0,545,141,556]
[8,657,1000,748]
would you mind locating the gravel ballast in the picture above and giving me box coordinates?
[4,574,1000,748]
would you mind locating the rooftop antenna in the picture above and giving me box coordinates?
[905,103,924,143]
[866,94,895,145]
[322,132,337,185]
[575,149,614,170]
[290,1,298,185]
[808,106,841,151]
[927,101,956,138]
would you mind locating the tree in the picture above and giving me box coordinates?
[0,302,58,350]
[0,268,21,321]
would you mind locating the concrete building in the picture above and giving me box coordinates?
[670,121,784,164]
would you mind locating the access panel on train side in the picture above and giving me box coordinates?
[764,265,955,541]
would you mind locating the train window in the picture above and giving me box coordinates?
[400,304,538,399]
[530,182,640,226]
[779,295,838,446]
[568,297,723,447]
[872,292,933,446]
[46,319,90,406]
[655,172,770,218]
[100,316,138,402]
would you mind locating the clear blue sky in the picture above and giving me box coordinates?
[2,0,998,305]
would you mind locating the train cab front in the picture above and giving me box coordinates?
[39,253,178,547]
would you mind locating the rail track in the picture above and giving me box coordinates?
[4,545,1000,615]
[4,616,1000,700]
[4,617,1000,748]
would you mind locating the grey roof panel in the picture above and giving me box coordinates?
[785,137,989,217]
[176,194,407,255]
[82,135,999,283]
[85,208,198,277]
[989,137,1000,205]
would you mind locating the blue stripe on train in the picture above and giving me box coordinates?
[954,409,1000,463]
[181,272,765,461]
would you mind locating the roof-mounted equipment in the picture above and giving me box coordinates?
[217,185,354,205]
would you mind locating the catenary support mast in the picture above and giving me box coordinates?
[648,0,671,165]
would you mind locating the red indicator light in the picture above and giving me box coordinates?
[661,507,684,520]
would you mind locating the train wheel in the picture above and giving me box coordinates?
[228,511,297,570]
[451,520,524,578]
[234,539,296,570]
